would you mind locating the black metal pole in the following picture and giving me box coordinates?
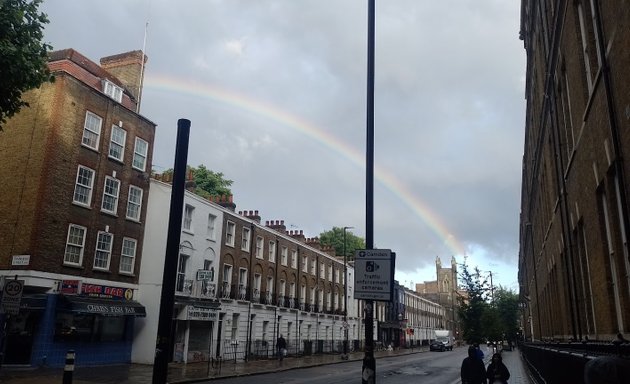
[62,349,75,384]
[362,0,376,383]
[152,119,191,384]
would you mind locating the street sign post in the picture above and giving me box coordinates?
[353,249,395,302]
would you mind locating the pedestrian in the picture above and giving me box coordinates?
[486,353,510,384]
[474,343,485,361]
[277,334,287,362]
[461,345,487,384]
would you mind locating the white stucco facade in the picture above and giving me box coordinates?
[132,179,223,364]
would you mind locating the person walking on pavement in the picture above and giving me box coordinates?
[277,334,287,363]
[461,345,488,384]
[486,353,510,384]
[476,343,485,360]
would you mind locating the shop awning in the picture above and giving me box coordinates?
[58,295,146,317]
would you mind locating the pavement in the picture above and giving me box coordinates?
[479,345,534,384]
[0,345,534,384]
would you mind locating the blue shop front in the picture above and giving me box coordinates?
[1,280,146,367]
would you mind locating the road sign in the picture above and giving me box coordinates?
[354,249,395,301]
[1,279,24,315]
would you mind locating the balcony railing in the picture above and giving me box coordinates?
[220,282,232,299]
[238,284,247,300]
[252,288,261,303]
[265,291,273,305]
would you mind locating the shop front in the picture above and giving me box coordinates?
[173,302,219,363]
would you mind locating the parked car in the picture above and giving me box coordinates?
[430,340,447,351]
[429,330,453,351]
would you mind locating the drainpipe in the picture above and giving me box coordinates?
[245,223,255,359]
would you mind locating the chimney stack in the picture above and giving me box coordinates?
[210,195,236,211]
[100,50,147,105]
[241,210,261,223]
[266,220,287,233]
[288,229,306,243]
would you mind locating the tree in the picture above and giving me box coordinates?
[161,164,233,198]
[458,263,521,345]
[0,0,53,129]
[458,263,491,344]
[319,227,365,258]
[493,288,520,342]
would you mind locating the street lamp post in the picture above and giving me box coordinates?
[342,226,353,359]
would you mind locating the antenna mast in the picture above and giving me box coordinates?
[137,0,151,113]
[137,20,149,113]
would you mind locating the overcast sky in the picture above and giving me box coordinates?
[41,0,525,291]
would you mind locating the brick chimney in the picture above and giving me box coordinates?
[266,220,287,233]
[288,229,306,243]
[185,169,195,192]
[100,50,147,104]
[210,195,236,211]
[240,210,261,224]
[306,237,321,250]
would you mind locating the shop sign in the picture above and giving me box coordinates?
[84,303,142,316]
[81,283,134,300]
[187,305,218,321]
[196,269,213,281]
[61,280,80,294]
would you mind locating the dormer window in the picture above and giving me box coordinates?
[103,80,123,103]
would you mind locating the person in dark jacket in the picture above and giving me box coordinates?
[277,334,287,362]
[486,353,510,384]
[461,346,487,384]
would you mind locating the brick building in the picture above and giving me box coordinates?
[518,1,630,341]
[0,49,155,366]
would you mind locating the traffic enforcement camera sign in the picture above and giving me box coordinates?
[353,249,395,301]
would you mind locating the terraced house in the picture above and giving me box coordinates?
[0,49,155,367]
[135,178,362,364]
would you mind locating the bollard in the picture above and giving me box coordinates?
[62,350,75,384]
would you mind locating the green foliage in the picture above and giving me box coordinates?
[494,288,520,342]
[458,264,490,344]
[162,164,233,198]
[458,263,521,344]
[319,227,365,258]
[0,0,53,129]
[190,164,233,198]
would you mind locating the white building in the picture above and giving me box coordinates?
[132,178,223,363]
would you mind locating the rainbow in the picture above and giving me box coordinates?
[144,74,466,257]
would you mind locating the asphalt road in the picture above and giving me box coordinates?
[202,348,466,384]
